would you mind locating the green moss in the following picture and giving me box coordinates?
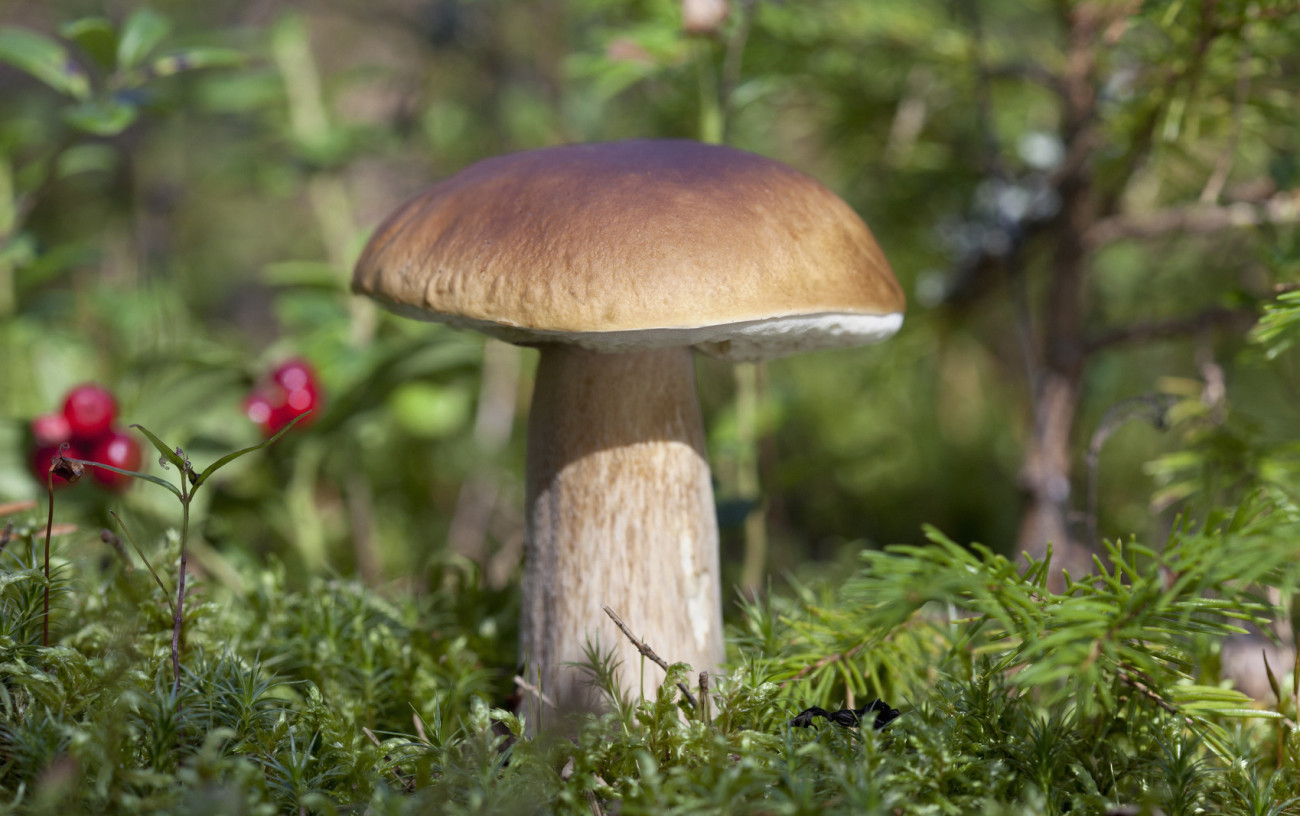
[3,490,1299,815]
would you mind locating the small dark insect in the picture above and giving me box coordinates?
[790,698,901,730]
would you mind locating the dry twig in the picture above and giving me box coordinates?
[601,605,698,709]
[1116,665,1195,728]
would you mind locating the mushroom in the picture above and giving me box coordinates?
[353,139,904,722]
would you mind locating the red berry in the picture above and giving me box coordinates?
[285,386,315,414]
[244,392,276,433]
[265,403,293,434]
[272,359,316,393]
[259,393,312,436]
[87,430,143,491]
[246,360,320,437]
[30,442,86,488]
[266,401,300,434]
[31,412,72,447]
[63,384,118,442]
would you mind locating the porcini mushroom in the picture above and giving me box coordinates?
[353,139,904,722]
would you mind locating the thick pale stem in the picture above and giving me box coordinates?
[523,345,723,724]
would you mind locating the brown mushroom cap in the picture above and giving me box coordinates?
[353,139,904,362]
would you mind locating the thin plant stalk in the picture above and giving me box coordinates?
[67,414,305,702]
[43,468,53,647]
[172,472,191,696]
[41,443,80,647]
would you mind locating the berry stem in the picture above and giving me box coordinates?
[43,467,53,647]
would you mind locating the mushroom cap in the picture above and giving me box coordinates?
[353,139,904,362]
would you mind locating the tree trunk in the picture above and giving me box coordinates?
[1017,372,1092,579]
[1015,2,1101,583]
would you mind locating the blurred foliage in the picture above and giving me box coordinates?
[0,1,1299,810]
[0,0,1296,586]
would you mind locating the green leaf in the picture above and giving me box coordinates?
[59,17,117,69]
[130,424,188,473]
[1252,290,1300,359]
[1168,684,1256,705]
[1197,708,1286,719]
[191,411,309,491]
[391,382,471,439]
[144,47,245,79]
[62,98,138,136]
[65,459,181,499]
[55,144,117,179]
[0,27,90,100]
[116,9,169,71]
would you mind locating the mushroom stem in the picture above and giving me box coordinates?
[523,344,723,724]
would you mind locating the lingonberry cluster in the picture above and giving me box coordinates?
[243,358,321,437]
[29,384,143,491]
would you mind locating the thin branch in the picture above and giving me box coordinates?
[1085,307,1256,354]
[699,671,712,725]
[1084,395,1178,547]
[601,605,698,709]
[513,674,557,711]
[1085,193,1300,248]
[1116,665,1196,728]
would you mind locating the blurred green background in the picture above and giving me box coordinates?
[1,0,1297,611]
